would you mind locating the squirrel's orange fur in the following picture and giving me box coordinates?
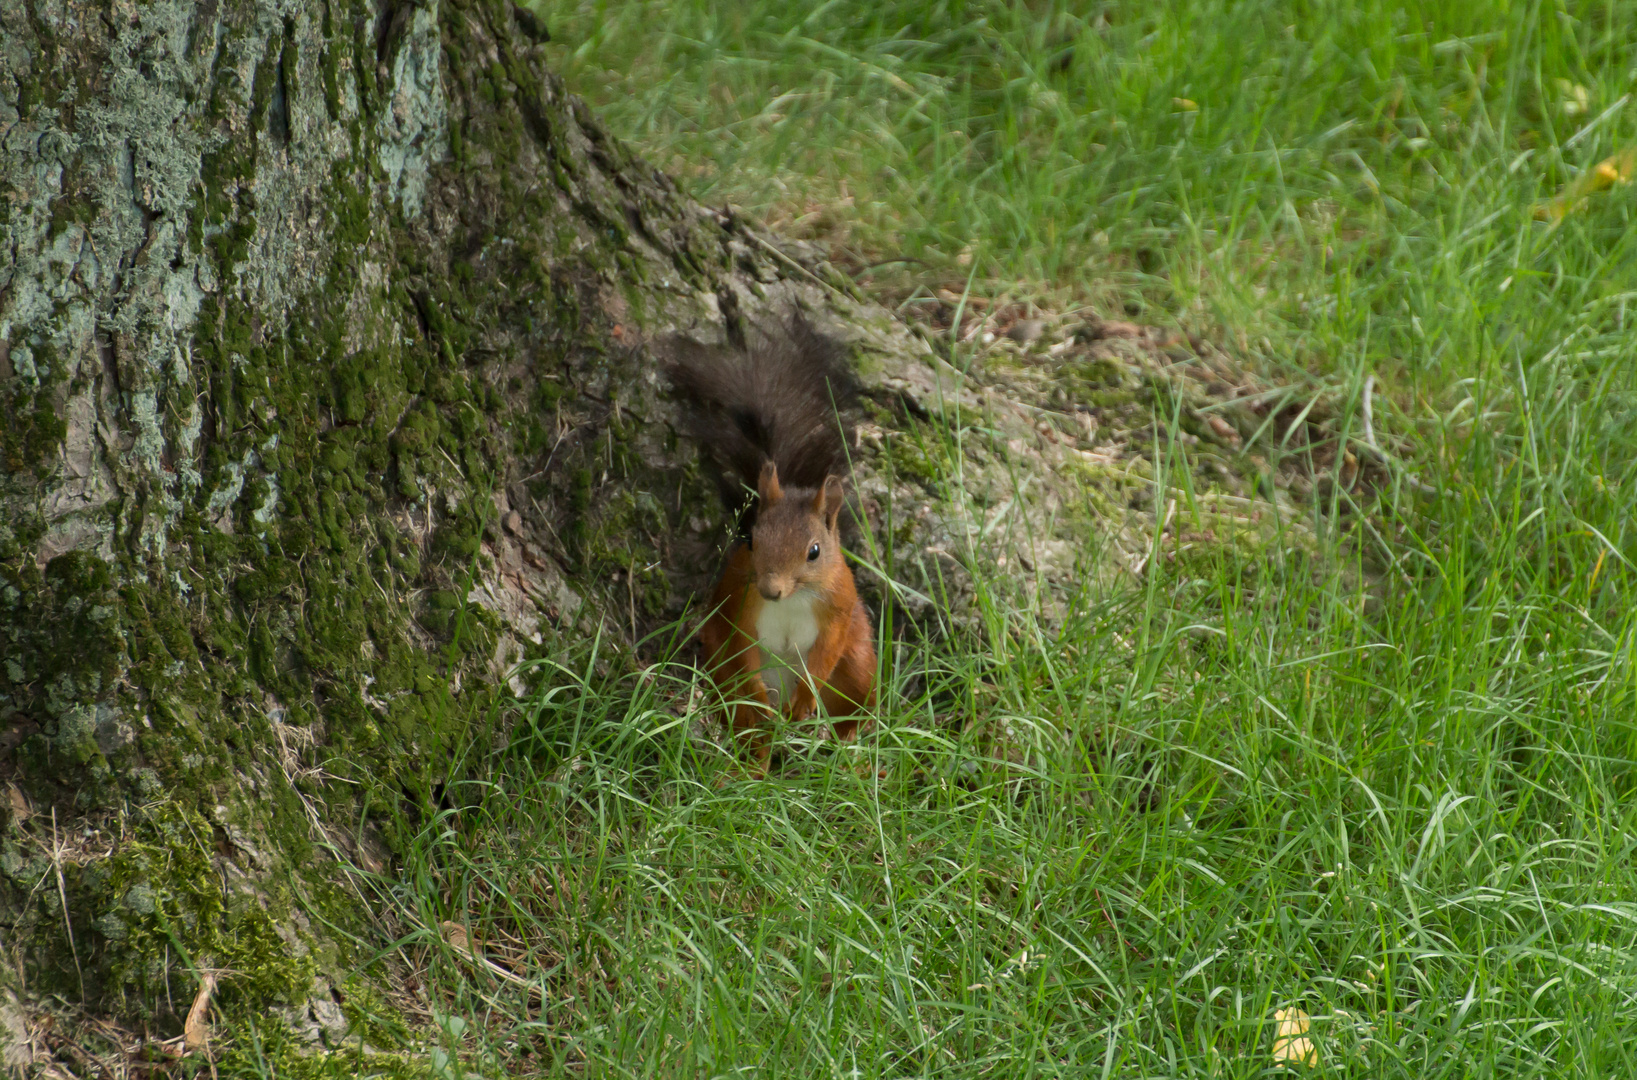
[666,320,876,766]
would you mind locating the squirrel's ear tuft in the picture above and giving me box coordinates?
[757,460,783,504]
[817,474,845,531]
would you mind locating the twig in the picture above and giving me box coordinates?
[1129,498,1178,579]
[49,811,85,1002]
[1361,374,1380,454]
[743,230,851,300]
[1355,374,1437,495]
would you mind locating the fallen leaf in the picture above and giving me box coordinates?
[183,972,216,1053]
[1172,97,1199,111]
[438,919,533,987]
[936,289,989,309]
[1272,1007,1316,1068]
[1207,415,1241,446]
[1534,146,1636,222]
[441,920,472,953]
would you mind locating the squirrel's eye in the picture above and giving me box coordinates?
[807,542,821,562]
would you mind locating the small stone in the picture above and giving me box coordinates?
[1006,319,1045,344]
[503,511,522,534]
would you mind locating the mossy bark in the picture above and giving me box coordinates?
[0,0,932,1037]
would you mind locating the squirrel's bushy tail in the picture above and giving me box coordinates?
[665,315,859,520]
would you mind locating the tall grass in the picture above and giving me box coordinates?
[359,2,1637,1076]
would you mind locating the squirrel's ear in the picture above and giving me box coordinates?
[757,461,783,504]
[816,474,846,531]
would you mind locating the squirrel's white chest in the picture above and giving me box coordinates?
[755,595,820,705]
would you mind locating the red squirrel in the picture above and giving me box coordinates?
[666,319,877,766]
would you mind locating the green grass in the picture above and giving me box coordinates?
[354,2,1635,1076]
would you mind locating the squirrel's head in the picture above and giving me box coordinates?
[748,462,846,602]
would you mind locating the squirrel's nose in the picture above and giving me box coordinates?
[758,581,790,602]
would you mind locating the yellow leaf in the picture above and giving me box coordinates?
[1534,146,1637,223]
[1172,97,1199,111]
[1272,1007,1317,1068]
